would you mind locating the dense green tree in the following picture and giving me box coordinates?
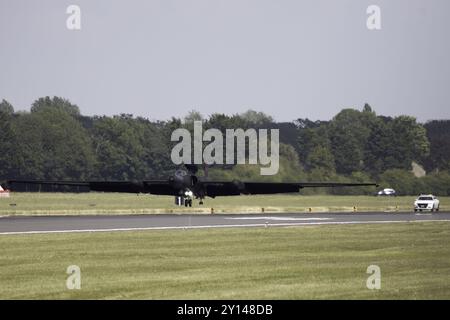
[7,97,94,180]
[305,146,335,176]
[421,172,450,196]
[239,110,274,125]
[389,116,430,169]
[363,117,397,175]
[379,169,421,195]
[298,107,430,179]
[207,143,304,182]
[90,114,175,180]
[91,115,145,180]
[296,119,329,166]
[0,99,14,115]
[423,120,450,172]
[0,101,15,179]
[11,104,95,180]
[328,109,372,174]
[183,110,203,124]
[31,96,81,117]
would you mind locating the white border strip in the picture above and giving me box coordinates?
[1,219,449,236]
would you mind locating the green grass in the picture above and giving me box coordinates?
[1,193,449,215]
[1,222,450,299]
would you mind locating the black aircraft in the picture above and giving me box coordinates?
[5,165,377,207]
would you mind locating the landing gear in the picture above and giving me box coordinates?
[175,191,204,207]
[175,196,192,207]
[175,196,184,206]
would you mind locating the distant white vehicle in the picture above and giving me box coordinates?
[0,185,10,198]
[414,195,440,212]
[377,188,396,196]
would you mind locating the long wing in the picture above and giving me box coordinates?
[6,180,177,195]
[6,180,377,197]
[200,181,378,197]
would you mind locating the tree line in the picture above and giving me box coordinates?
[1,97,449,195]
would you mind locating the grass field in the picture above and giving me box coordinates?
[1,193,449,216]
[0,222,449,299]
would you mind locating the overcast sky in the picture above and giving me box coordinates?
[1,0,449,122]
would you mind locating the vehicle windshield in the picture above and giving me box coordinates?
[418,196,433,201]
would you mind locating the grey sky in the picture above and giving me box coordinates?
[1,0,449,122]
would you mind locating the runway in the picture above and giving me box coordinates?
[1,212,450,235]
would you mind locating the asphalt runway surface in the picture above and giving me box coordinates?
[1,212,450,235]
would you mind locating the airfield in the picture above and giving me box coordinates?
[1,193,450,299]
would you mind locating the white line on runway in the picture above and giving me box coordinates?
[225,217,331,221]
[1,219,449,236]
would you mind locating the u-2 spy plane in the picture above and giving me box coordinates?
[5,165,377,207]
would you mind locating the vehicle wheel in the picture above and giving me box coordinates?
[419,209,422,212]
[414,209,417,212]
